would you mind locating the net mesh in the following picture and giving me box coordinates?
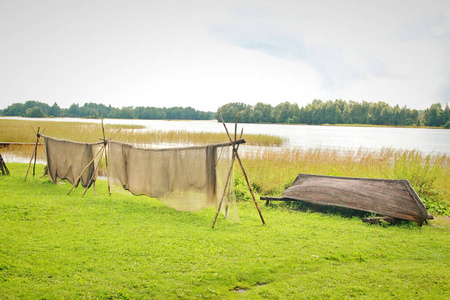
[108,141,239,220]
[44,136,101,188]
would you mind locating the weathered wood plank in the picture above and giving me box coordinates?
[279,174,432,225]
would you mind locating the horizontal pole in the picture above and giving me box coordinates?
[214,139,246,148]
[0,142,43,146]
[1,139,245,149]
[260,196,285,201]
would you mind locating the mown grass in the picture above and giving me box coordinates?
[1,163,449,299]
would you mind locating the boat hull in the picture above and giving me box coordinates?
[281,174,431,225]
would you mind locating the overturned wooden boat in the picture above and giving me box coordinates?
[261,174,433,225]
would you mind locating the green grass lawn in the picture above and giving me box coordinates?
[1,164,449,299]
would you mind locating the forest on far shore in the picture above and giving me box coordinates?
[1,99,449,128]
[218,100,450,128]
[1,101,213,121]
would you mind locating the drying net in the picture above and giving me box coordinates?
[108,141,239,220]
[44,136,102,188]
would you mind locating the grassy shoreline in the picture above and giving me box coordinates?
[2,118,449,216]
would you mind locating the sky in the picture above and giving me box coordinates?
[1,0,449,112]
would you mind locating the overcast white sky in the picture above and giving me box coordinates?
[1,0,449,111]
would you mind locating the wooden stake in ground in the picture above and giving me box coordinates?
[82,147,104,196]
[24,127,41,182]
[212,118,245,228]
[68,116,120,196]
[101,114,111,195]
[212,112,240,228]
[0,154,10,175]
[219,111,266,226]
[211,150,237,228]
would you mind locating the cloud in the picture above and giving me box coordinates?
[436,41,450,102]
[398,14,450,41]
[212,25,396,91]
[364,58,394,79]
[211,25,305,60]
[398,14,450,102]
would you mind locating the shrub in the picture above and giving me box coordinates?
[234,174,252,202]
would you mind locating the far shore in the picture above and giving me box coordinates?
[0,115,445,130]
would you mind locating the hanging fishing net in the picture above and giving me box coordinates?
[44,136,102,188]
[108,141,239,220]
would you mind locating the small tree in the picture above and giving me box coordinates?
[444,121,450,129]
[26,106,45,118]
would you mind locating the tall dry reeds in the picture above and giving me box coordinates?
[0,119,284,146]
[239,147,449,214]
[112,129,284,146]
[0,119,140,143]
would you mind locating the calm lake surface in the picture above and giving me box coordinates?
[11,117,449,155]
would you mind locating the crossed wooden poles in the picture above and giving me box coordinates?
[24,113,265,228]
[66,116,120,196]
[211,111,266,228]
[24,116,119,197]
[24,126,42,182]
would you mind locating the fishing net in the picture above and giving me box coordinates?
[44,136,101,188]
[108,141,239,220]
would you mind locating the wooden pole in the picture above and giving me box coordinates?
[101,114,111,195]
[234,112,238,146]
[212,113,243,228]
[70,117,118,196]
[234,151,266,225]
[211,153,237,228]
[24,127,40,182]
[109,128,122,141]
[219,111,266,226]
[0,154,10,175]
[82,146,105,196]
[67,145,104,195]
[32,128,40,177]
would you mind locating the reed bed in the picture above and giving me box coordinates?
[0,118,284,146]
[112,129,284,146]
[0,119,141,143]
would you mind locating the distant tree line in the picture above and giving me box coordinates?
[217,100,450,128]
[2,100,450,128]
[1,101,214,120]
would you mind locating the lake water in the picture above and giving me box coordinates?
[154,121,448,155]
[120,120,449,155]
[6,117,449,155]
